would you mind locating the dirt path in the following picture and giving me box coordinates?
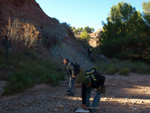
[0,73,150,113]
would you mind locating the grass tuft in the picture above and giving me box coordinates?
[119,67,130,76]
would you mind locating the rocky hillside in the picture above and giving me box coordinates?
[0,0,96,69]
[89,29,102,47]
[0,0,59,49]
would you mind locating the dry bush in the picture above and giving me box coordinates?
[6,17,40,48]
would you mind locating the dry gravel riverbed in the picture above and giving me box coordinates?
[0,73,150,113]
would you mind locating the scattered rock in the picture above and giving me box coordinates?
[54,109,58,111]
[133,108,138,110]
[1,73,150,113]
[59,105,64,108]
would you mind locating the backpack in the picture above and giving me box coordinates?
[85,68,97,81]
[73,62,80,75]
[85,68,105,94]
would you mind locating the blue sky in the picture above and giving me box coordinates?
[35,0,149,31]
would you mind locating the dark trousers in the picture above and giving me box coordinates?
[88,52,92,58]
[86,87,101,112]
[69,76,75,94]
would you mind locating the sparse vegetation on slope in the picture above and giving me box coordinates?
[97,58,150,75]
[0,51,65,95]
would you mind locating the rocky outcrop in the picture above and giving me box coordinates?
[89,29,102,47]
[0,0,59,48]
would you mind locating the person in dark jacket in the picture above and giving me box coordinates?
[82,71,105,113]
[63,58,76,96]
[1,35,10,59]
[88,46,92,59]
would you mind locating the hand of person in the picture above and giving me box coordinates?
[83,104,87,110]
[72,75,76,78]
[97,86,101,91]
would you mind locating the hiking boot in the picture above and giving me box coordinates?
[88,109,93,113]
[67,89,71,92]
[67,92,74,96]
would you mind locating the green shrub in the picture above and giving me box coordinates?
[79,31,90,40]
[105,66,117,75]
[96,63,108,74]
[131,62,150,74]
[0,56,6,69]
[119,67,130,76]
[76,70,85,83]
[105,63,120,75]
[3,53,65,95]
[96,59,150,75]
[110,58,119,64]
[122,60,133,67]
[120,60,150,74]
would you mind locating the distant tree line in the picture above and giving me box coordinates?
[100,1,150,62]
[71,26,95,34]
[61,23,93,40]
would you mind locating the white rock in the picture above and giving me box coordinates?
[133,108,138,110]
[55,109,58,111]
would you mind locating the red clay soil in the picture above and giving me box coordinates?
[0,0,58,26]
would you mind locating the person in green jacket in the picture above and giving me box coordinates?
[63,58,76,96]
[88,46,93,59]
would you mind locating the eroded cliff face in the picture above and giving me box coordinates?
[89,29,102,47]
[0,0,59,49]
[0,0,96,69]
[0,0,58,27]
[0,0,66,50]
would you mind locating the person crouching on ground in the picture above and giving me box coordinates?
[82,71,105,113]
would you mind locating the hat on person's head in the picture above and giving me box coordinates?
[83,76,91,86]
